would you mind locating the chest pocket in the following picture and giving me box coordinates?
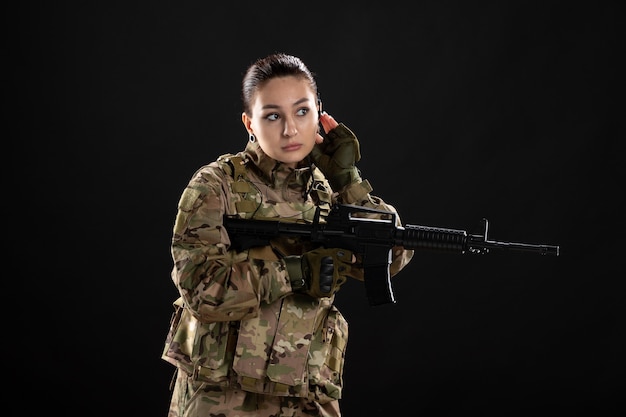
[218,154,260,215]
[218,154,333,220]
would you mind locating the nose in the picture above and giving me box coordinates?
[283,118,298,137]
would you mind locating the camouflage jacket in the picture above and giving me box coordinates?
[162,124,414,403]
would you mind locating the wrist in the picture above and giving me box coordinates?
[330,167,361,192]
[284,256,305,290]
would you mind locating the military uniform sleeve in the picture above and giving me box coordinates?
[330,128,415,279]
[170,164,293,323]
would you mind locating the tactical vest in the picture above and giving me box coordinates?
[162,154,349,403]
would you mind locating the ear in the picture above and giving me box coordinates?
[241,112,253,134]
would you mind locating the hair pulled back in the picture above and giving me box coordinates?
[241,53,317,116]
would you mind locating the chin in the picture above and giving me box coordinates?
[284,149,308,161]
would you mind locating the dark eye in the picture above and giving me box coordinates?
[296,108,309,116]
[265,113,279,121]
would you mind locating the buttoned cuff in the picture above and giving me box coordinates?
[338,179,373,204]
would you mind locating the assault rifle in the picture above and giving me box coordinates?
[223,204,559,306]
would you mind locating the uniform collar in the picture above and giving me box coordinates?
[242,139,312,186]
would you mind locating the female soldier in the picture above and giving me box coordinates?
[163,52,414,417]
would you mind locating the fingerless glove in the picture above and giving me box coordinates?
[284,247,353,298]
[310,123,362,191]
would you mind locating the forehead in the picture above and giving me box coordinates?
[252,76,315,106]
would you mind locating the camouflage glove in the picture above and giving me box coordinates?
[310,124,362,191]
[284,248,353,298]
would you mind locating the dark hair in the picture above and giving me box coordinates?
[241,53,318,116]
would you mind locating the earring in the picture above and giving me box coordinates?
[249,133,256,142]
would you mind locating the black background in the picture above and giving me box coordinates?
[12,2,622,416]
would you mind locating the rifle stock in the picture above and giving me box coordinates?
[223,204,559,306]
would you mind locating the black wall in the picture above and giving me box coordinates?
[12,2,622,416]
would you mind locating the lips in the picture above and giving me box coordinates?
[282,143,302,152]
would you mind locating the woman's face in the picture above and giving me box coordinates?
[242,76,319,168]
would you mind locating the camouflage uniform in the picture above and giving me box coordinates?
[163,124,414,417]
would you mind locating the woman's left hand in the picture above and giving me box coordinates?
[316,111,339,144]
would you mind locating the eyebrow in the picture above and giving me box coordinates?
[261,97,311,110]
